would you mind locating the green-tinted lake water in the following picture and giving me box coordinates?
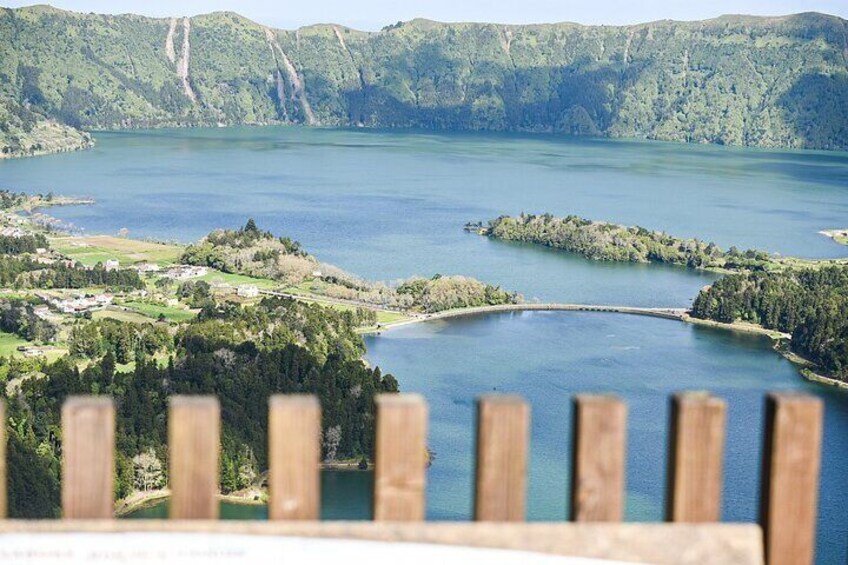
[1,128,846,562]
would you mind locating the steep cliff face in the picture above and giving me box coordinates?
[1,6,847,154]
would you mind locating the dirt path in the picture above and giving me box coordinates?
[178,17,197,102]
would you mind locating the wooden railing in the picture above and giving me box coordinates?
[0,391,824,565]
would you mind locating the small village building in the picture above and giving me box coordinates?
[135,263,161,273]
[0,227,26,237]
[17,346,44,358]
[237,284,260,298]
[50,293,113,314]
[33,305,51,320]
[164,265,209,280]
[104,259,120,271]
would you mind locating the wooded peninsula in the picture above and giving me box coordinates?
[0,193,520,517]
[473,213,848,383]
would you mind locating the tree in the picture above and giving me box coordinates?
[131,448,164,491]
[243,218,259,234]
[323,425,342,462]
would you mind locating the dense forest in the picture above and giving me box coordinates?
[0,233,47,254]
[1,6,847,157]
[1,296,397,517]
[0,256,144,289]
[0,298,57,342]
[691,266,848,381]
[477,214,773,271]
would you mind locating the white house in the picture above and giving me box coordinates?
[135,263,161,273]
[104,259,120,271]
[164,265,209,280]
[237,284,260,298]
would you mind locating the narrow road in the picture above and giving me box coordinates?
[259,289,688,326]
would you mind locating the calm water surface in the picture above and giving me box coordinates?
[2,127,848,305]
[2,129,846,562]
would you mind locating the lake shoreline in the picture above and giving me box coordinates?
[116,462,370,517]
[369,305,847,390]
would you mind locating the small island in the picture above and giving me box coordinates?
[467,214,776,272]
[821,229,848,246]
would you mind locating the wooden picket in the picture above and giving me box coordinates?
[570,394,627,522]
[168,396,220,519]
[0,390,828,564]
[474,395,529,522]
[666,392,726,522]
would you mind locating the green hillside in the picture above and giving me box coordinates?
[1,6,847,156]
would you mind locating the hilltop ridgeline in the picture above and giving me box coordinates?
[1,6,847,157]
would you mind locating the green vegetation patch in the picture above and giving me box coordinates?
[692,266,848,382]
[2,8,848,151]
[50,236,184,267]
[476,214,776,272]
[0,331,31,357]
[122,301,196,322]
[197,270,278,290]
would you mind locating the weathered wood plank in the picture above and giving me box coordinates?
[0,521,765,565]
[474,395,529,521]
[570,395,627,522]
[760,393,822,565]
[169,396,220,520]
[373,394,428,521]
[666,392,726,522]
[0,401,6,519]
[268,395,321,520]
[61,397,115,519]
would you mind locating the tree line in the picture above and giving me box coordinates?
[691,266,848,381]
[0,299,57,343]
[1,296,397,517]
[0,233,48,255]
[478,214,773,271]
[0,256,143,289]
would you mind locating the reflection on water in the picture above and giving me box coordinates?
[127,470,372,520]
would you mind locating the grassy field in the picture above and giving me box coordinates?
[50,235,184,267]
[92,309,158,324]
[198,269,279,290]
[376,311,409,324]
[0,332,68,361]
[284,293,411,326]
[0,332,29,356]
[122,301,197,322]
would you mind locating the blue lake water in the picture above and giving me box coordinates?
[1,128,846,562]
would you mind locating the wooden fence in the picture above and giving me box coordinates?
[0,391,824,565]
